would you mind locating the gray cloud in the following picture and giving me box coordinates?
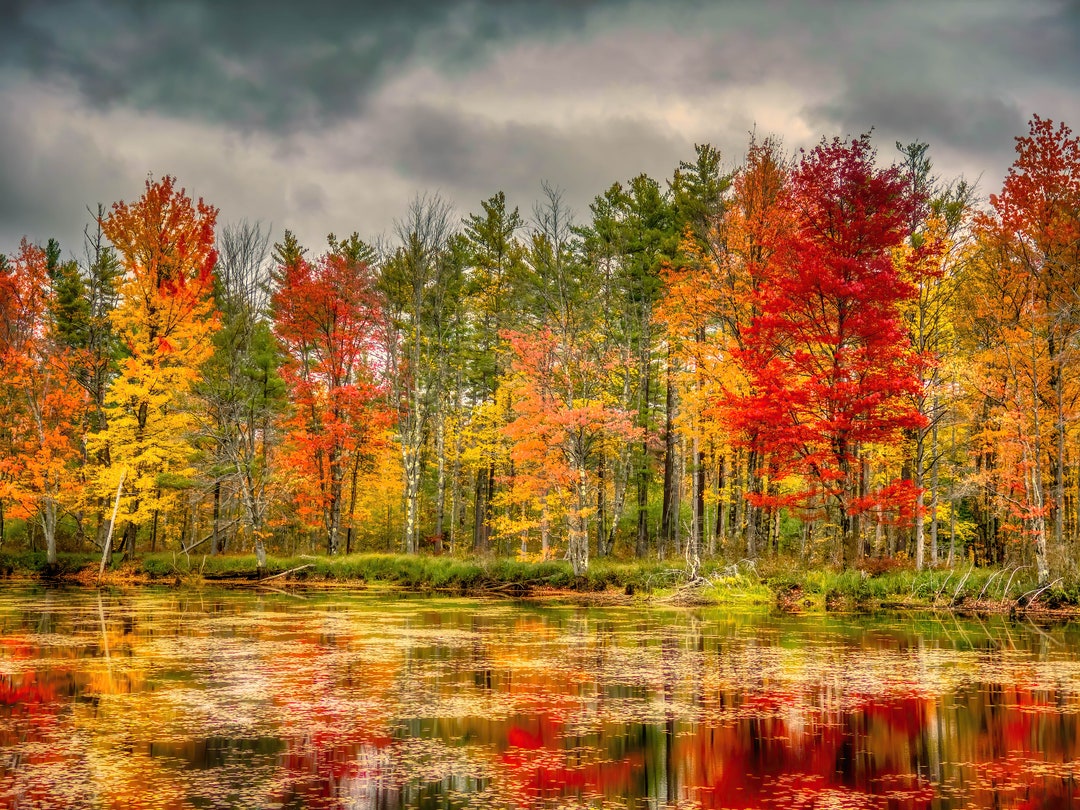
[1,0,1078,258]
[373,104,690,218]
[2,0,608,132]
[806,89,1025,165]
[0,83,129,255]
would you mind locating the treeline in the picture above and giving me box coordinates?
[2,116,1078,581]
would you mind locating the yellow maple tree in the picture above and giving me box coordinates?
[90,176,220,551]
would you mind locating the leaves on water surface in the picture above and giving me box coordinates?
[4,589,1080,807]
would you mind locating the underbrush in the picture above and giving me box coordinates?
[756,554,1079,611]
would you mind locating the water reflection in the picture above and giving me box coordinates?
[1,588,1079,808]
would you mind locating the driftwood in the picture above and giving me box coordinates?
[258,563,314,583]
[97,471,126,585]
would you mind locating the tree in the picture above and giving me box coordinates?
[196,221,285,554]
[461,192,527,551]
[381,195,456,554]
[732,134,925,567]
[503,328,639,575]
[274,234,390,555]
[895,141,974,569]
[659,136,789,559]
[0,240,86,563]
[92,176,220,556]
[663,144,734,565]
[970,117,1080,580]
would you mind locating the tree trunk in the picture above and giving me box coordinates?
[435,416,446,550]
[44,497,58,565]
[472,466,485,552]
[672,447,682,559]
[930,397,940,565]
[914,439,925,571]
[540,496,550,559]
[402,436,422,553]
[948,481,956,567]
[212,480,221,555]
[604,453,629,557]
[569,467,590,576]
[486,463,496,551]
[693,441,705,560]
[733,448,745,554]
[1056,389,1065,554]
[661,346,676,555]
[347,451,361,555]
[635,341,652,558]
[745,448,759,558]
[596,455,607,557]
[716,456,728,553]
[635,459,649,558]
[123,521,136,563]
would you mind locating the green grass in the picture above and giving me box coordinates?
[3,548,1077,611]
[754,555,1078,610]
[0,550,100,576]
[127,551,685,593]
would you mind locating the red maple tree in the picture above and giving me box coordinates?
[730,134,927,566]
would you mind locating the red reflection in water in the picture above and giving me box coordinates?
[501,717,643,803]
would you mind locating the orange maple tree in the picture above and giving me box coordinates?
[273,245,392,554]
[0,240,85,563]
[962,116,1080,580]
[502,328,639,574]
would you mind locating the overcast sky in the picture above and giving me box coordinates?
[2,0,1078,258]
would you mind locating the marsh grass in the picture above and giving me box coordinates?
[755,554,1080,610]
[131,551,693,594]
[3,548,1078,611]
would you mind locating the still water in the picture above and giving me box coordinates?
[1,587,1079,809]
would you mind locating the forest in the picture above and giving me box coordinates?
[1,114,1078,585]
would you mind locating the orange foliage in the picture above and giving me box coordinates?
[0,240,85,561]
[273,249,393,554]
[502,328,639,572]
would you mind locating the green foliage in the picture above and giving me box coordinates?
[44,238,91,351]
[0,550,99,576]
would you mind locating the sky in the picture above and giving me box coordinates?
[2,0,1078,259]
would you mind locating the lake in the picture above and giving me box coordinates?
[1,587,1078,808]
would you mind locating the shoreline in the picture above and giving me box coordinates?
[3,551,1077,621]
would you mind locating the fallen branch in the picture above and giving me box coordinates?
[978,566,1011,601]
[97,470,126,585]
[950,563,975,606]
[259,563,313,583]
[181,519,240,556]
[1000,566,1028,606]
[255,584,308,599]
[933,571,953,604]
[1018,577,1062,608]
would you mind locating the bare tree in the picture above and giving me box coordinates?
[195,220,282,556]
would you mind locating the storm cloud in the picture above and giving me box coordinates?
[1,0,1078,257]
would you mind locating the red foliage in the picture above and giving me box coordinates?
[273,249,392,553]
[729,134,927,526]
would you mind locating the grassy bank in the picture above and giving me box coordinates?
[1,550,1076,614]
